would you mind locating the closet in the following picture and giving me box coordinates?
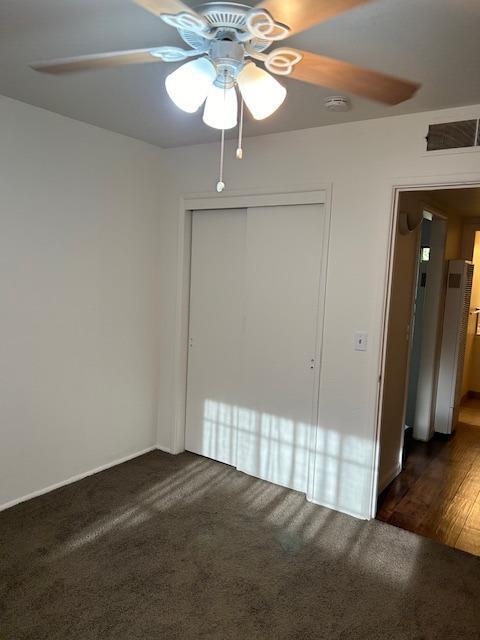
[185,203,327,495]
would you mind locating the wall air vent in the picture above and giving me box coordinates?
[426,119,479,151]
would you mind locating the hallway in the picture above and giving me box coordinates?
[377,399,480,555]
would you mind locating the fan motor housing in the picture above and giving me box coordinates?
[210,40,245,84]
[179,2,271,54]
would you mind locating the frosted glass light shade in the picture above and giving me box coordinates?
[165,58,216,113]
[203,85,238,130]
[237,63,287,120]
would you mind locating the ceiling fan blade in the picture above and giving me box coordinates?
[31,49,161,74]
[255,0,374,36]
[283,50,419,105]
[133,0,202,18]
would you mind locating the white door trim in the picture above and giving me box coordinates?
[180,187,328,211]
[169,186,331,489]
[372,175,480,518]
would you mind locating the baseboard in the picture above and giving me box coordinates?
[308,495,370,520]
[156,444,173,454]
[0,445,160,513]
[378,462,402,494]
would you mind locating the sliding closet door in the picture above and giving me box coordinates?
[185,209,246,466]
[236,204,325,493]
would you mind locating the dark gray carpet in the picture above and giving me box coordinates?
[1,451,479,640]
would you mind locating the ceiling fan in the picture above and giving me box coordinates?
[31,0,420,190]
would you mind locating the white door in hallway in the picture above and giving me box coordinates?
[185,209,246,466]
[236,204,325,494]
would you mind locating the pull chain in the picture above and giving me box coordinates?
[236,97,244,160]
[216,70,228,193]
[217,127,225,193]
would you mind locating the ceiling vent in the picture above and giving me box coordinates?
[426,119,479,151]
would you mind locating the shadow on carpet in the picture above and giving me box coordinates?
[1,451,479,639]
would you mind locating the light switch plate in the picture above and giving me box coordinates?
[354,332,368,351]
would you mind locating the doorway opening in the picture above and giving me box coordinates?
[377,186,480,556]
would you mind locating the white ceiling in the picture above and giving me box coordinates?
[1,0,479,148]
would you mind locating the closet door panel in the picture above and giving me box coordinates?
[237,204,325,493]
[185,209,246,466]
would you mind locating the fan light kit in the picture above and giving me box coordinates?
[31,0,420,192]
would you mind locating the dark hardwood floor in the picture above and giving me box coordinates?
[377,399,480,556]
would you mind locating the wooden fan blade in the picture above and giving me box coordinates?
[133,0,202,18]
[31,49,159,74]
[256,0,374,36]
[286,50,419,105]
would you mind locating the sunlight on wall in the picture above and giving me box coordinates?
[203,400,238,465]
[202,399,373,518]
[339,435,375,515]
[236,406,312,494]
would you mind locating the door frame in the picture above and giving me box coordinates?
[373,177,480,515]
[170,185,332,501]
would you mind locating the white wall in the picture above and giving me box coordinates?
[0,96,168,509]
[2,96,479,519]
[159,104,480,518]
